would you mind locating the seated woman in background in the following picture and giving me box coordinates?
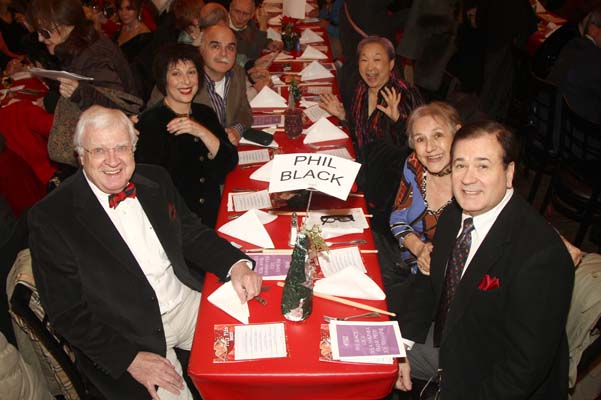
[27,0,139,112]
[390,101,461,278]
[135,44,238,228]
[114,0,152,63]
[319,35,422,157]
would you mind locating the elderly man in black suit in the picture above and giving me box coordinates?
[395,121,574,399]
[28,105,262,399]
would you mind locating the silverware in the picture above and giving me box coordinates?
[323,311,381,322]
[307,143,345,150]
[325,239,367,246]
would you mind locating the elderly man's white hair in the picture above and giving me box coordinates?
[73,105,138,156]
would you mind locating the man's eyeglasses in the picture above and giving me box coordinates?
[37,27,55,40]
[320,214,355,225]
[83,144,134,159]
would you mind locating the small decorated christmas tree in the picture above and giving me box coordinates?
[281,225,328,321]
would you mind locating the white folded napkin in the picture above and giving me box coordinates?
[274,52,294,62]
[314,267,386,300]
[303,104,331,123]
[250,160,273,182]
[267,27,282,41]
[299,45,328,60]
[218,209,276,248]
[300,28,324,44]
[208,281,249,324]
[250,86,288,108]
[303,117,348,144]
[300,61,334,81]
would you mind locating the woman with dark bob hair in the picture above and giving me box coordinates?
[27,0,138,111]
[135,44,237,228]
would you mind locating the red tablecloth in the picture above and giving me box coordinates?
[188,17,398,400]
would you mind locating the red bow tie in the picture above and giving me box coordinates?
[108,182,137,209]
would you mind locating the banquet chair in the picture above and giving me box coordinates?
[7,249,101,400]
[539,97,601,246]
[521,72,560,203]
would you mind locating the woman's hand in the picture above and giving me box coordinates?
[404,234,433,275]
[376,86,401,122]
[415,242,433,276]
[166,116,221,156]
[57,77,79,99]
[319,93,346,121]
[167,116,211,138]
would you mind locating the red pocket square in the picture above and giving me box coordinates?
[478,274,500,291]
[168,203,177,221]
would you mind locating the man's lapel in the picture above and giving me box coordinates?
[442,196,517,343]
[72,170,147,281]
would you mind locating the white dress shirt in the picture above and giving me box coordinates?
[459,188,514,277]
[85,174,185,315]
[404,188,514,350]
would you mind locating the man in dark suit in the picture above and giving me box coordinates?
[28,105,262,399]
[395,121,574,398]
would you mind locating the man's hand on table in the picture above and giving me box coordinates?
[127,351,184,400]
[225,127,242,146]
[230,261,263,303]
[395,358,412,391]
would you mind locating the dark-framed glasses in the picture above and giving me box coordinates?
[84,144,134,159]
[320,214,355,225]
[37,27,55,40]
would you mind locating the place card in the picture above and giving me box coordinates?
[317,246,366,276]
[319,324,393,364]
[317,147,353,160]
[249,253,292,280]
[252,114,284,127]
[238,149,271,165]
[303,104,331,122]
[329,321,404,361]
[213,323,289,362]
[229,190,273,212]
[306,86,332,95]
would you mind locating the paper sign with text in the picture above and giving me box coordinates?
[268,153,360,200]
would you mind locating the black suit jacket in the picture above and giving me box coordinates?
[400,194,574,399]
[28,164,250,399]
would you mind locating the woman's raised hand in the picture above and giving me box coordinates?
[376,86,401,123]
[319,93,346,121]
[167,116,210,139]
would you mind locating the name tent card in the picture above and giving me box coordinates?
[268,153,361,200]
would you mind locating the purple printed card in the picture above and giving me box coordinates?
[329,321,405,361]
[252,114,283,127]
[249,254,292,280]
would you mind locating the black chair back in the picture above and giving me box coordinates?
[559,97,601,168]
[527,72,559,154]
